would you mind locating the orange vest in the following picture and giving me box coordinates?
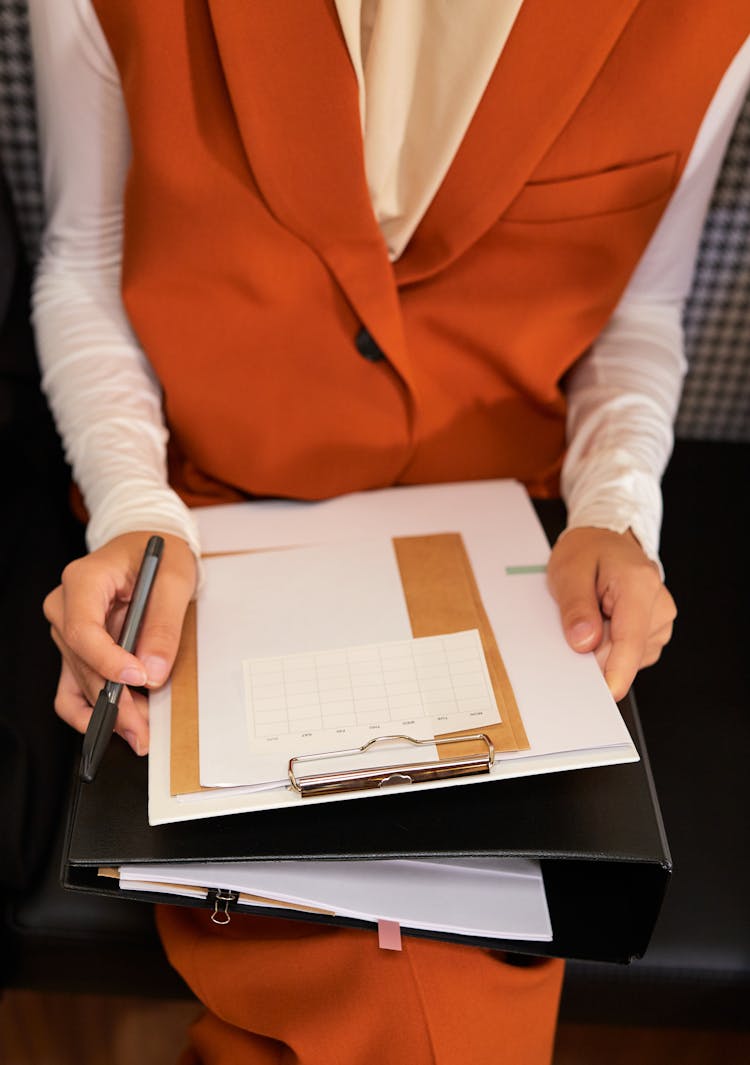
[93,1,748,507]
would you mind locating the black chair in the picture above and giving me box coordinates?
[0,172,81,910]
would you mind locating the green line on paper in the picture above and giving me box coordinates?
[505,564,547,575]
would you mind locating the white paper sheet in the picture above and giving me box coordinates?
[148,481,638,825]
[119,856,552,941]
[243,629,500,755]
[198,538,415,785]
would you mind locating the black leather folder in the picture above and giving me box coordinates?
[61,502,671,962]
[62,687,670,964]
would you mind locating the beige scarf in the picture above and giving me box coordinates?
[334,0,525,259]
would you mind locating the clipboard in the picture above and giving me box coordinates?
[147,482,640,825]
[169,533,528,801]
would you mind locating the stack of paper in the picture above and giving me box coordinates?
[115,857,553,942]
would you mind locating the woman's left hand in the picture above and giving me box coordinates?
[546,527,677,700]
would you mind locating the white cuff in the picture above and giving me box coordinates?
[85,478,202,561]
[562,449,664,574]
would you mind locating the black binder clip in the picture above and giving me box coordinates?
[288,733,495,798]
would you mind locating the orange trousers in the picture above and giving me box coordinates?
[157,907,564,1065]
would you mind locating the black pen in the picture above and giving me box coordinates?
[80,535,165,783]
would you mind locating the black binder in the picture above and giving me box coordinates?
[62,688,670,964]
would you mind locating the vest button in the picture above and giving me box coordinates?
[355,327,385,362]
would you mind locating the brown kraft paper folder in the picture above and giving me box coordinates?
[169,533,528,796]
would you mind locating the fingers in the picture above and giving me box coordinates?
[53,657,150,753]
[111,687,150,755]
[548,527,677,701]
[605,584,676,699]
[50,532,196,684]
[46,560,148,688]
[54,656,97,733]
[136,559,196,688]
[600,577,657,700]
[50,623,104,706]
[546,535,605,653]
[593,625,612,673]
[642,611,676,666]
[45,531,198,754]
[600,562,677,702]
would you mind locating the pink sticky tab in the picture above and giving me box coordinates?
[377,920,402,951]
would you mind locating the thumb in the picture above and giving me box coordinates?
[133,541,196,688]
[546,541,604,653]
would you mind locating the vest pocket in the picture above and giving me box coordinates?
[504,152,679,223]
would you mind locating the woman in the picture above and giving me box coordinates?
[28,2,750,1062]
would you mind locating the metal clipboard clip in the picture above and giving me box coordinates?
[288,733,495,798]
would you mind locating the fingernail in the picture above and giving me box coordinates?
[568,620,595,649]
[122,730,141,756]
[119,666,147,686]
[143,655,169,687]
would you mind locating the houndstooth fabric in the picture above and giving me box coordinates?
[679,90,750,441]
[0,0,748,439]
[0,0,43,260]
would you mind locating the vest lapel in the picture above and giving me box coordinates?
[204,0,410,378]
[204,0,643,342]
[394,0,644,285]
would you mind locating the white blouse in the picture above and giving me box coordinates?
[27,0,750,566]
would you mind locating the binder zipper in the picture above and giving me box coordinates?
[208,888,239,925]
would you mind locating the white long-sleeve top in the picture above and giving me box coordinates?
[27,0,750,564]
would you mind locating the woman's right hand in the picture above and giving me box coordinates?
[43,531,198,755]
